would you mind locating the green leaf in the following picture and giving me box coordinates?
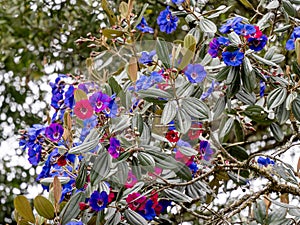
[114,161,129,186]
[215,66,230,81]
[164,189,193,202]
[227,146,249,161]
[156,37,171,69]
[238,0,255,9]
[137,152,156,172]
[101,0,117,25]
[14,196,35,223]
[181,97,209,120]
[174,161,192,181]
[76,164,87,189]
[177,144,198,156]
[40,177,70,185]
[119,1,129,18]
[243,105,272,125]
[282,0,297,17]
[233,120,245,142]
[133,3,149,28]
[74,89,88,102]
[227,172,248,185]
[253,200,267,224]
[34,196,55,220]
[213,96,226,119]
[104,211,121,225]
[132,112,144,135]
[138,87,172,99]
[276,101,290,125]
[219,117,234,142]
[60,191,86,225]
[146,149,178,170]
[267,87,287,109]
[124,209,148,225]
[176,108,192,134]
[161,101,177,125]
[108,76,122,95]
[91,151,112,185]
[69,128,100,154]
[198,18,217,33]
[122,182,145,199]
[236,89,256,105]
[252,53,278,67]
[292,94,300,121]
[270,122,284,142]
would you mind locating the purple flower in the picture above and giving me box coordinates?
[138,200,156,220]
[219,17,243,33]
[157,6,179,34]
[45,123,64,142]
[208,38,220,58]
[222,50,244,66]
[89,190,108,211]
[184,64,207,83]
[108,137,121,158]
[233,23,256,36]
[89,91,111,113]
[137,17,154,33]
[247,35,268,51]
[257,156,274,166]
[139,50,156,64]
[172,0,185,4]
[286,26,300,50]
[199,140,214,161]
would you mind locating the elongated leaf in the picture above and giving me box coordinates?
[60,191,86,225]
[124,209,147,225]
[270,122,284,142]
[75,164,87,189]
[101,0,117,25]
[40,177,70,185]
[14,196,35,223]
[215,66,230,81]
[74,89,88,102]
[174,162,192,181]
[34,196,55,220]
[156,38,171,68]
[137,152,155,172]
[282,0,296,17]
[198,18,217,33]
[292,95,300,121]
[219,117,234,142]
[177,145,198,156]
[115,161,129,186]
[252,53,278,67]
[122,182,145,198]
[243,105,272,125]
[146,149,178,170]
[127,57,138,82]
[132,112,144,135]
[53,176,62,212]
[164,189,192,202]
[213,96,226,119]
[267,87,287,109]
[176,108,191,134]
[104,211,121,225]
[161,101,177,125]
[138,87,172,99]
[181,97,209,119]
[91,151,112,185]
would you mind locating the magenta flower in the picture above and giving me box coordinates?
[125,171,138,188]
[126,192,147,211]
[45,123,64,142]
[89,91,111,113]
[74,99,94,120]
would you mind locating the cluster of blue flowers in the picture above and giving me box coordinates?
[286,26,300,50]
[208,17,268,66]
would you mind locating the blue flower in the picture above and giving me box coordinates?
[247,35,268,51]
[89,191,108,211]
[208,37,230,58]
[184,64,207,83]
[45,123,64,142]
[138,200,156,220]
[257,157,274,166]
[129,71,163,92]
[80,115,98,141]
[233,23,256,36]
[222,50,244,66]
[219,17,243,33]
[172,0,185,4]
[89,91,111,113]
[139,50,156,64]
[286,26,300,50]
[188,162,198,174]
[136,17,154,33]
[65,221,84,225]
[157,6,179,34]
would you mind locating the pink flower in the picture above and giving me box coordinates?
[125,171,138,188]
[126,193,147,211]
[74,99,94,120]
